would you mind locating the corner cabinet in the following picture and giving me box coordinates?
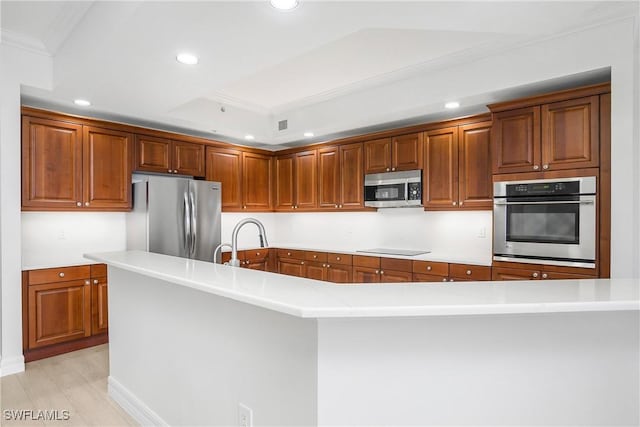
[22,116,132,211]
[423,121,492,210]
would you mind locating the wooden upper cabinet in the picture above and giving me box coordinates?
[206,147,243,210]
[340,142,364,209]
[364,134,422,174]
[392,133,423,171]
[135,136,204,176]
[318,147,340,209]
[491,106,541,174]
[541,96,599,170]
[83,126,132,210]
[458,122,492,209]
[22,116,83,209]
[173,141,205,177]
[135,135,171,173]
[242,151,272,211]
[423,127,458,209]
[295,150,318,210]
[364,138,392,173]
[275,155,295,210]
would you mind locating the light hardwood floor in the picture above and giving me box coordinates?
[1,345,137,426]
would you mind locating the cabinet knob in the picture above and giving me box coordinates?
[339,204,343,208]
[386,168,390,172]
[532,272,539,278]
[449,278,454,282]
[301,261,305,265]
[533,165,540,170]
[84,280,90,285]
[76,202,82,207]
[336,257,341,261]
[459,201,463,206]
[256,252,260,256]
[335,204,338,208]
[452,201,457,206]
[85,202,90,207]
[466,270,472,275]
[93,279,99,284]
[375,270,379,274]
[287,252,291,256]
[391,167,396,171]
[542,273,548,279]
[442,278,448,282]
[174,170,179,174]
[243,206,246,209]
[58,272,65,278]
[542,164,549,170]
[322,264,326,268]
[426,266,432,271]
[326,264,330,268]
[313,255,317,259]
[294,206,298,209]
[168,169,172,173]
[380,270,384,275]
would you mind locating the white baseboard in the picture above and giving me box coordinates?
[108,376,169,427]
[0,355,25,377]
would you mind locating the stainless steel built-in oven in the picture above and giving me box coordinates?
[493,177,596,268]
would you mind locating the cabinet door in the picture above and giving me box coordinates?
[135,135,171,173]
[491,267,540,281]
[424,127,458,209]
[458,122,492,210]
[392,133,422,171]
[22,117,83,209]
[541,271,595,280]
[364,138,392,173]
[173,141,205,177]
[244,261,268,271]
[243,152,272,211]
[326,265,352,283]
[91,276,108,335]
[295,150,318,209]
[380,270,413,283]
[206,147,243,210]
[28,279,91,349]
[340,143,364,209]
[275,155,295,210]
[278,259,305,277]
[318,147,340,209]
[305,262,327,281]
[352,266,380,283]
[541,96,599,171]
[413,273,448,282]
[83,126,132,210]
[492,106,541,174]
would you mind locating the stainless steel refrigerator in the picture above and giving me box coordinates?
[127,174,222,263]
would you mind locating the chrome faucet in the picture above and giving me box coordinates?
[229,218,268,267]
[213,243,232,264]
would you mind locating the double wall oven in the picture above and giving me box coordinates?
[493,176,596,268]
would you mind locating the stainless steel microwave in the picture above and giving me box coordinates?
[364,170,422,208]
[493,176,597,268]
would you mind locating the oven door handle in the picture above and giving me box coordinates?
[493,200,594,206]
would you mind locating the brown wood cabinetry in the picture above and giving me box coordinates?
[135,135,204,177]
[364,133,422,174]
[491,90,602,174]
[352,255,413,283]
[22,116,132,211]
[206,147,272,211]
[412,260,449,282]
[448,264,492,282]
[23,264,109,361]
[352,266,381,283]
[424,122,492,210]
[318,143,365,210]
[492,264,594,281]
[318,147,340,209]
[276,151,318,210]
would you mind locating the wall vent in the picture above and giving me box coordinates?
[278,120,288,131]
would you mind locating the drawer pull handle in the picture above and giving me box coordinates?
[466,270,471,275]
[59,272,65,278]
[426,266,432,271]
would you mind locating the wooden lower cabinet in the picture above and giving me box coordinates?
[492,266,593,281]
[413,273,449,282]
[380,270,413,283]
[305,261,326,281]
[278,258,306,277]
[353,266,380,283]
[326,264,352,284]
[23,264,109,361]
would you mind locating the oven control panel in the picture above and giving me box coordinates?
[506,180,580,197]
[408,182,421,201]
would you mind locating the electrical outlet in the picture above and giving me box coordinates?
[478,226,487,238]
[238,403,253,427]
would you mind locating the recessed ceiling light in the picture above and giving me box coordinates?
[73,99,91,107]
[176,53,198,65]
[445,101,460,109]
[245,135,255,140]
[270,0,299,10]
[303,132,314,137]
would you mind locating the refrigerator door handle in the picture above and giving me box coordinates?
[189,190,197,257]
[183,192,191,255]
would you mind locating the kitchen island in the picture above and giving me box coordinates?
[85,250,639,426]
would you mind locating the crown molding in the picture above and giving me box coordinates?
[0,29,50,57]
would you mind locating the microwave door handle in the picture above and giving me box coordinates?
[405,182,409,201]
[494,200,595,205]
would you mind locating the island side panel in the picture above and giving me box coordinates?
[317,312,639,426]
[107,267,318,426]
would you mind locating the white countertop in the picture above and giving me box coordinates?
[85,250,639,319]
[225,243,492,266]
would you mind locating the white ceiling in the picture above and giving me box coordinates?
[1,1,636,148]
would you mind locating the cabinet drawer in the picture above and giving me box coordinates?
[90,264,107,278]
[277,249,305,260]
[380,257,412,273]
[28,265,91,285]
[327,253,352,265]
[353,255,380,268]
[413,260,449,277]
[245,248,269,261]
[449,264,492,281]
[380,269,413,283]
[413,273,449,283]
[305,251,328,263]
